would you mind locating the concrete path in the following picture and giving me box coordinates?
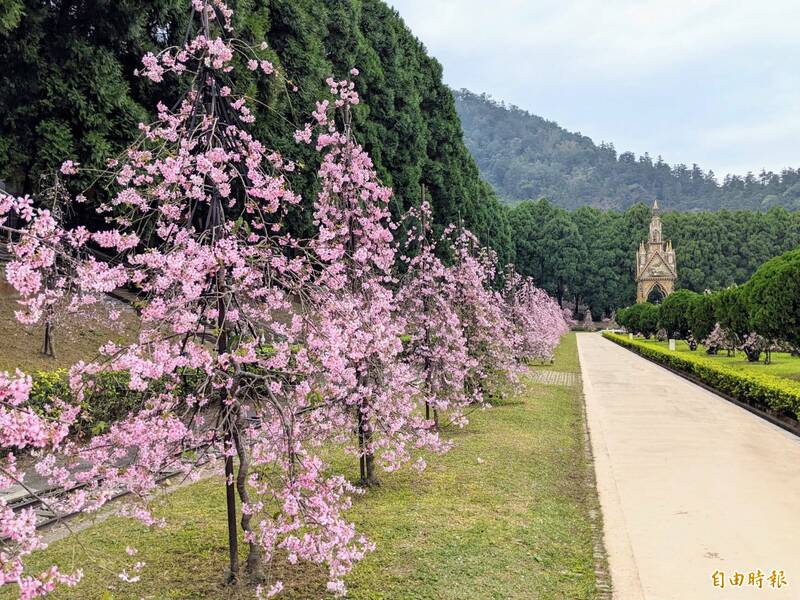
[577,333,800,600]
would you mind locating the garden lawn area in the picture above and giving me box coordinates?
[533,333,581,373]
[7,333,603,600]
[0,273,139,372]
[634,338,800,383]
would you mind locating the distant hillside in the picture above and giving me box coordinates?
[454,89,800,211]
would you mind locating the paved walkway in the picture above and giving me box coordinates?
[577,333,800,600]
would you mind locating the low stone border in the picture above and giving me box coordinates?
[528,369,579,387]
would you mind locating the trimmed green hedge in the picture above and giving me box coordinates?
[29,370,143,437]
[602,332,800,420]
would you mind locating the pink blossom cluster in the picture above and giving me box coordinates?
[301,91,451,486]
[397,203,479,427]
[0,372,82,598]
[446,231,521,397]
[504,271,571,363]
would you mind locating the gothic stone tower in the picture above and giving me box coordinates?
[636,200,677,303]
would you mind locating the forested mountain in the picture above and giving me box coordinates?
[4,0,799,310]
[0,0,512,262]
[455,89,800,211]
[509,200,800,317]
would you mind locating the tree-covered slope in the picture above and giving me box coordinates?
[508,200,800,316]
[455,89,800,212]
[0,0,512,261]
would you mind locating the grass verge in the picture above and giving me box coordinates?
[8,333,603,599]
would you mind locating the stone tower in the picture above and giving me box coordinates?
[635,200,677,303]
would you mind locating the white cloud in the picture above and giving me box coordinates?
[393,0,800,77]
[389,0,800,176]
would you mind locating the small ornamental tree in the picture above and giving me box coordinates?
[503,271,570,363]
[397,202,476,428]
[1,173,93,359]
[687,292,717,344]
[744,249,800,350]
[617,302,659,338]
[300,83,449,487]
[703,322,737,356]
[714,286,749,343]
[703,324,722,355]
[501,268,533,363]
[0,1,373,595]
[449,230,517,400]
[614,306,630,330]
[535,289,571,359]
[740,332,767,363]
[658,290,698,339]
[637,304,660,338]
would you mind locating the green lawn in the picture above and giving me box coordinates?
[8,333,603,599]
[635,338,800,382]
[538,332,582,374]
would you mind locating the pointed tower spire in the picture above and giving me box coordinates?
[636,199,677,303]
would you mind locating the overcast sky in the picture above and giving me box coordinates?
[388,0,800,179]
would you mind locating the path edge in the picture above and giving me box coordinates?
[603,333,800,440]
[576,356,613,600]
[577,332,645,600]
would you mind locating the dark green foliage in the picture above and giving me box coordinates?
[0,1,24,33]
[714,286,750,339]
[0,0,513,262]
[744,249,800,346]
[687,293,717,342]
[0,0,182,200]
[508,200,800,314]
[508,200,581,307]
[660,207,800,292]
[616,303,659,338]
[29,370,142,437]
[657,290,698,339]
[604,332,800,420]
[455,89,800,211]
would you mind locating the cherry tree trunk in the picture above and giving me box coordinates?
[41,321,55,357]
[357,405,378,486]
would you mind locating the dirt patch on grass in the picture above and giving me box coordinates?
[0,271,139,373]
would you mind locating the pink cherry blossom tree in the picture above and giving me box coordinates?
[1,174,92,359]
[503,272,570,364]
[298,81,449,487]
[397,201,477,428]
[1,1,370,595]
[0,3,573,598]
[0,371,82,599]
[447,229,518,401]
